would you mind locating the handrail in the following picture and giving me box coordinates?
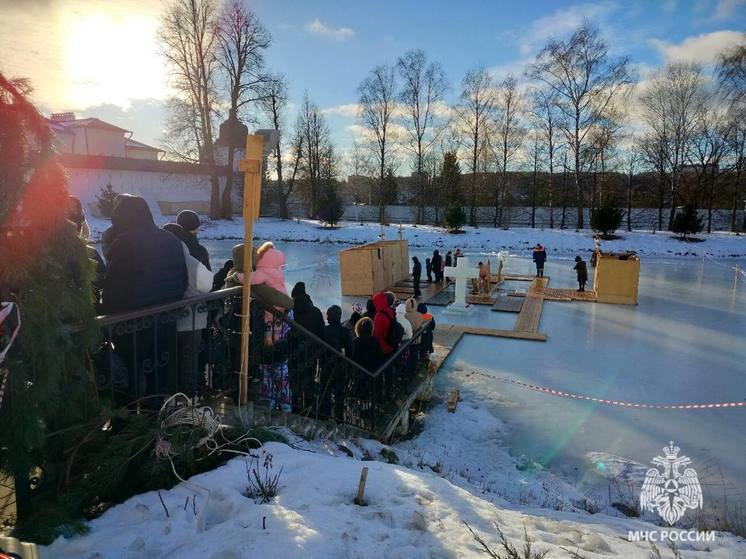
[95,286,243,326]
[372,321,431,377]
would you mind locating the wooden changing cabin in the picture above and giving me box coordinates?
[594,252,640,305]
[340,240,409,296]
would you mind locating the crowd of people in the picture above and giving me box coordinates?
[68,193,435,420]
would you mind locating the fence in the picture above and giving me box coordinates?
[91,288,430,433]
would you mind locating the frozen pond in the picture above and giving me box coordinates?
[204,239,746,514]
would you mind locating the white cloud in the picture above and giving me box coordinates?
[322,103,360,117]
[503,1,618,56]
[305,18,355,42]
[649,30,744,65]
[713,0,746,21]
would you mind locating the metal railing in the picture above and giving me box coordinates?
[89,288,431,434]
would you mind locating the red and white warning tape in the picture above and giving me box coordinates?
[465,370,746,410]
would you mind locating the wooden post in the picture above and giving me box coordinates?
[237,135,265,405]
[354,467,369,505]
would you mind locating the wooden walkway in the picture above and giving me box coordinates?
[388,278,452,303]
[513,277,548,334]
[543,288,597,302]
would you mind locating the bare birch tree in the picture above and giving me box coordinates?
[640,62,705,230]
[454,66,496,226]
[527,22,632,229]
[216,0,271,217]
[160,0,222,218]
[490,75,524,227]
[358,64,397,222]
[396,49,449,224]
[529,87,561,227]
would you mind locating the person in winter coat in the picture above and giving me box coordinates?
[289,282,326,411]
[224,244,293,310]
[362,298,377,321]
[411,256,422,298]
[290,282,325,338]
[444,251,453,280]
[171,210,211,271]
[101,195,187,314]
[211,259,233,291]
[404,298,424,333]
[250,242,290,319]
[425,258,433,283]
[372,292,396,355]
[454,248,463,265]
[431,250,443,282]
[163,222,213,395]
[344,302,364,332]
[417,302,435,356]
[322,305,354,420]
[532,244,547,278]
[574,256,588,292]
[352,317,384,372]
[395,303,413,341]
[67,196,105,302]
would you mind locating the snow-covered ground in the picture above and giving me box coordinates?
[88,215,746,258]
[44,440,746,559]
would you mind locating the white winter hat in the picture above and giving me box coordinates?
[396,303,407,316]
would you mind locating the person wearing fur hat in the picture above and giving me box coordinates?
[404,298,423,333]
[395,303,413,341]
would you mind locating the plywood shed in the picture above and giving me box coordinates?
[340,240,409,296]
[594,252,640,305]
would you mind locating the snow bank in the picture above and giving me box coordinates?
[88,215,746,258]
[44,442,745,558]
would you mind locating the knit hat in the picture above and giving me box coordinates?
[575,256,582,262]
[326,305,342,325]
[351,302,363,315]
[177,209,201,232]
[395,303,407,317]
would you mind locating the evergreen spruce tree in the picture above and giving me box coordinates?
[96,183,118,218]
[591,204,624,238]
[317,180,345,228]
[441,151,466,232]
[671,205,704,241]
[0,74,98,530]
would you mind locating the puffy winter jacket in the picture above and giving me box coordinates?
[372,292,395,354]
[101,195,187,314]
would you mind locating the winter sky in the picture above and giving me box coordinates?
[0,0,744,160]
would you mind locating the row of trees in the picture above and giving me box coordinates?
[351,24,745,232]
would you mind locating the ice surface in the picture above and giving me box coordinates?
[203,239,746,518]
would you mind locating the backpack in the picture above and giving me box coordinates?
[385,315,405,349]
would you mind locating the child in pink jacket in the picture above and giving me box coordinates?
[250,242,289,320]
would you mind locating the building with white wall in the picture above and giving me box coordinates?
[48,112,233,217]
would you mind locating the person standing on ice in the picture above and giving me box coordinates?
[532,244,547,278]
[431,250,443,282]
[411,256,422,298]
[574,255,588,292]
[425,258,433,283]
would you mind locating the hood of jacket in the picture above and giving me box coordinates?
[405,298,416,313]
[256,247,285,270]
[293,291,315,314]
[326,304,342,326]
[372,292,392,315]
[111,195,155,233]
[395,303,407,317]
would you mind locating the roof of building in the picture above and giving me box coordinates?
[54,117,132,134]
[58,153,228,176]
[125,138,163,153]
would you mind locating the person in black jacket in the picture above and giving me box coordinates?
[321,305,353,419]
[412,256,422,298]
[574,256,588,292]
[100,195,188,401]
[101,195,187,314]
[532,244,547,278]
[352,317,383,372]
[431,250,443,282]
[425,258,433,283]
[211,259,233,291]
[163,210,211,271]
[289,281,325,410]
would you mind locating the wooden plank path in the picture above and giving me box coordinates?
[388,278,452,303]
[543,288,597,302]
[513,277,548,334]
[491,295,524,313]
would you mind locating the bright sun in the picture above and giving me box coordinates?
[64,11,168,109]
